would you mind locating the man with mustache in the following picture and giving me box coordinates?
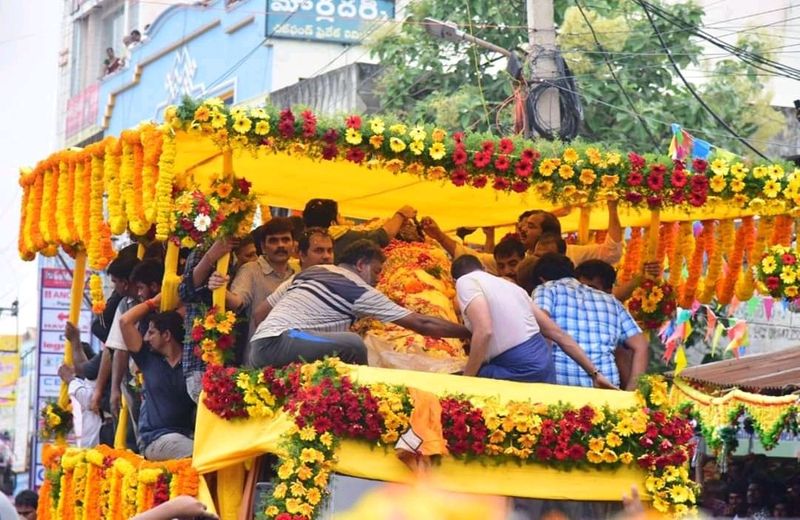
[209,218,296,349]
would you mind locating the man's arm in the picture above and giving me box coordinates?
[110,350,128,418]
[531,304,618,390]
[622,333,649,390]
[119,295,161,354]
[65,321,90,377]
[207,272,244,310]
[90,348,111,413]
[192,239,233,290]
[381,205,417,239]
[606,199,622,243]
[421,217,499,273]
[393,313,471,340]
[462,295,492,377]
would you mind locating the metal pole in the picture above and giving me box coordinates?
[527,0,561,135]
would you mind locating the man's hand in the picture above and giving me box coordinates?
[65,321,81,345]
[207,272,230,291]
[89,386,104,413]
[207,238,235,263]
[57,364,76,384]
[110,387,121,419]
[420,217,444,239]
[593,372,620,390]
[622,486,645,518]
[396,205,417,220]
[131,495,218,520]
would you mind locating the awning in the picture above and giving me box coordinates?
[677,346,800,393]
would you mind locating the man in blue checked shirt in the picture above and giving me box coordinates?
[529,253,649,390]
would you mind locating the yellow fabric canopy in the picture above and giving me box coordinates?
[193,365,646,500]
[175,133,754,232]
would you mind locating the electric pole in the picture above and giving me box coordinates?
[527,0,561,136]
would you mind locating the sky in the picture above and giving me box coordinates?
[0,1,63,335]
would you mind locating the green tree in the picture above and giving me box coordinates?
[369,0,784,156]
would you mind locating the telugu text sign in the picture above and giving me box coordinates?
[267,0,394,44]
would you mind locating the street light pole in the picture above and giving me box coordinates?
[527,0,561,136]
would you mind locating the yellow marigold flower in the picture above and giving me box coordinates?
[786,285,799,298]
[389,137,406,153]
[139,468,162,484]
[232,116,252,134]
[277,461,294,480]
[558,164,575,180]
[709,175,726,193]
[285,498,302,514]
[710,159,729,176]
[299,503,315,518]
[601,175,619,188]
[489,430,506,444]
[313,472,329,489]
[254,120,270,135]
[620,452,634,464]
[652,497,669,513]
[591,409,605,425]
[586,147,602,165]
[431,128,446,142]
[204,313,217,329]
[86,449,104,466]
[753,166,768,178]
[429,142,446,160]
[579,169,596,185]
[749,197,765,211]
[266,505,279,517]
[588,437,605,452]
[273,482,287,499]
[539,160,556,177]
[770,164,784,178]
[536,182,554,196]
[645,476,665,493]
[761,256,777,274]
[427,166,446,179]
[370,117,385,134]
[290,481,307,497]
[381,431,399,443]
[345,128,363,145]
[763,179,781,198]
[299,426,317,441]
[562,185,577,199]
[781,268,797,285]
[606,152,621,165]
[562,148,579,164]
[409,140,424,155]
[300,448,324,464]
[369,135,384,149]
[730,178,745,193]
[389,123,407,135]
[306,487,322,506]
[194,106,211,122]
[602,449,618,463]
[587,450,603,464]
[409,125,427,141]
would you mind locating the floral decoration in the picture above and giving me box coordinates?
[190,306,238,366]
[89,273,106,314]
[756,245,800,301]
[39,402,73,441]
[627,279,677,330]
[202,358,697,518]
[38,444,198,520]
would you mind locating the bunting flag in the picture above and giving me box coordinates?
[705,307,717,342]
[674,346,688,374]
[669,124,712,161]
[725,321,749,358]
[763,298,774,320]
[711,323,725,356]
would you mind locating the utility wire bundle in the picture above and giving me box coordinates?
[526,49,584,141]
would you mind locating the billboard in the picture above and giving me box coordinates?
[266,0,395,44]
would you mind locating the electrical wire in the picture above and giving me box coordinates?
[637,0,770,160]
[573,0,659,148]
[526,49,583,141]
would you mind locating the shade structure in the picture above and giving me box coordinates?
[174,132,758,233]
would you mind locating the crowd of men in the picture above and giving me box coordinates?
[58,198,652,460]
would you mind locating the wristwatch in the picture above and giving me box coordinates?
[589,369,600,379]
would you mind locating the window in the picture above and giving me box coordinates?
[103,6,126,58]
[70,17,88,96]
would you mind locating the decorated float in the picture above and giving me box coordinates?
[17,96,800,519]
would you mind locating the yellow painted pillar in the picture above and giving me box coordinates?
[57,250,86,445]
[160,241,181,311]
[212,150,234,311]
[578,206,591,245]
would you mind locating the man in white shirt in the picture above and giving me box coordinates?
[451,255,615,388]
[57,363,101,448]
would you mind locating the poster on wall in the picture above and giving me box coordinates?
[266,0,395,44]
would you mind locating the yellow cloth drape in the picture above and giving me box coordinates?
[193,365,646,500]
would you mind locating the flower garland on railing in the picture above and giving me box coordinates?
[38,444,199,520]
[770,214,794,247]
[719,217,755,306]
[619,227,643,285]
[39,402,73,441]
[18,170,35,261]
[627,279,677,331]
[201,359,697,517]
[190,306,237,366]
[736,217,774,302]
[154,130,176,241]
[679,221,711,308]
[105,138,126,235]
[140,124,163,225]
[669,222,693,289]
[756,245,800,301]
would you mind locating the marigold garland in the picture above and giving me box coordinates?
[719,217,754,306]
[736,217,774,301]
[89,274,105,314]
[680,221,711,308]
[41,166,58,246]
[154,130,176,241]
[18,171,35,260]
[201,359,698,518]
[669,222,693,289]
[771,214,793,247]
[87,144,109,270]
[697,220,722,304]
[141,125,163,225]
[105,138,126,235]
[39,445,198,520]
[30,172,46,251]
[656,222,678,276]
[619,227,643,285]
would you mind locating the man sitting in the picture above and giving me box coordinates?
[528,253,648,390]
[451,255,615,386]
[119,299,195,460]
[249,240,470,368]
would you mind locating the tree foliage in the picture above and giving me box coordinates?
[369,0,784,156]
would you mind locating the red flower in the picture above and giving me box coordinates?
[515,159,533,178]
[782,253,797,265]
[671,190,686,204]
[481,140,495,154]
[688,191,707,207]
[278,109,296,138]
[647,171,664,191]
[535,447,553,460]
[492,177,510,191]
[321,144,338,160]
[511,180,529,193]
[301,109,317,138]
[628,152,646,170]
[670,168,688,188]
[450,168,469,187]
[191,325,205,341]
[453,131,465,143]
[471,175,488,188]
[499,137,514,154]
[276,513,292,520]
[568,444,586,461]
[452,146,468,166]
[322,128,339,143]
[650,163,667,175]
[625,192,644,204]
[692,158,708,173]
[217,334,234,351]
[766,276,781,291]
[345,147,365,164]
[236,178,251,195]
[628,298,642,312]
[521,148,540,162]
[690,174,709,192]
[473,151,491,169]
[345,115,362,130]
[494,155,511,172]
[628,171,644,186]
[647,195,662,209]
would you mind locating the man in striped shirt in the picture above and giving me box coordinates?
[249,240,471,368]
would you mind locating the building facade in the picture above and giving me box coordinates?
[58,0,397,148]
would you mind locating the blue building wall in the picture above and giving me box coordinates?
[99,0,273,135]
